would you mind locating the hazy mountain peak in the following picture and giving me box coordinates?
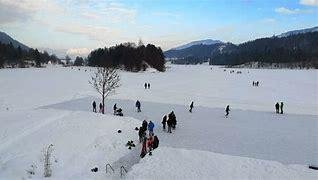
[172,39,223,50]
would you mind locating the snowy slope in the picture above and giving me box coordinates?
[0,109,141,179]
[127,147,317,180]
[278,26,318,38]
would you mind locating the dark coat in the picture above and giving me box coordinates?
[153,136,159,149]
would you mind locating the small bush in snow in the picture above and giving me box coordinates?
[43,144,54,177]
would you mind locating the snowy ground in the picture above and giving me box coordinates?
[0,64,317,179]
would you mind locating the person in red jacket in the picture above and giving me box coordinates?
[147,136,154,152]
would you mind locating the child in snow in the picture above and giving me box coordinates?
[162,115,167,131]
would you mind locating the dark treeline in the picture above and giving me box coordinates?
[210,32,318,68]
[87,42,165,72]
[0,42,59,68]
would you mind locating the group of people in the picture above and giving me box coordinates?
[161,111,177,133]
[275,102,284,114]
[144,83,151,89]
[252,81,260,86]
[138,120,159,158]
[92,101,104,114]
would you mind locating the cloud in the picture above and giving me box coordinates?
[56,24,120,41]
[101,3,137,23]
[66,48,91,57]
[74,1,137,23]
[0,0,40,24]
[275,7,313,14]
[81,12,100,19]
[299,0,318,6]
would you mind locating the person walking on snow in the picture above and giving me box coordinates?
[148,121,155,136]
[138,127,145,143]
[280,102,284,114]
[136,100,141,112]
[189,101,194,113]
[92,101,96,113]
[147,83,150,89]
[225,105,230,117]
[169,111,177,129]
[142,120,148,131]
[167,117,172,133]
[99,103,103,113]
[113,103,117,115]
[153,136,159,149]
[275,102,279,114]
[144,83,147,89]
[162,115,167,131]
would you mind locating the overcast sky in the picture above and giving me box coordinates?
[0,0,317,56]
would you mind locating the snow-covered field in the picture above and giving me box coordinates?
[0,64,317,179]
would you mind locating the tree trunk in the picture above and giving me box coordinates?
[102,95,105,114]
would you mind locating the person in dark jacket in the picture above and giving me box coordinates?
[92,101,96,113]
[280,102,284,114]
[144,83,147,89]
[136,100,141,112]
[167,117,172,133]
[189,101,194,113]
[147,83,150,89]
[148,121,155,136]
[138,127,145,143]
[225,105,230,117]
[169,111,177,129]
[113,103,117,115]
[153,136,159,149]
[99,103,103,113]
[162,115,167,131]
[142,120,148,131]
[275,102,279,114]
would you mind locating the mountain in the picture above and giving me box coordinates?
[0,31,29,50]
[277,26,318,38]
[210,31,318,68]
[172,39,223,50]
[164,43,229,59]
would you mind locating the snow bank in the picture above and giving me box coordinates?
[127,147,318,180]
[0,109,141,179]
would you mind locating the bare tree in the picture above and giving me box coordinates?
[89,67,120,114]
